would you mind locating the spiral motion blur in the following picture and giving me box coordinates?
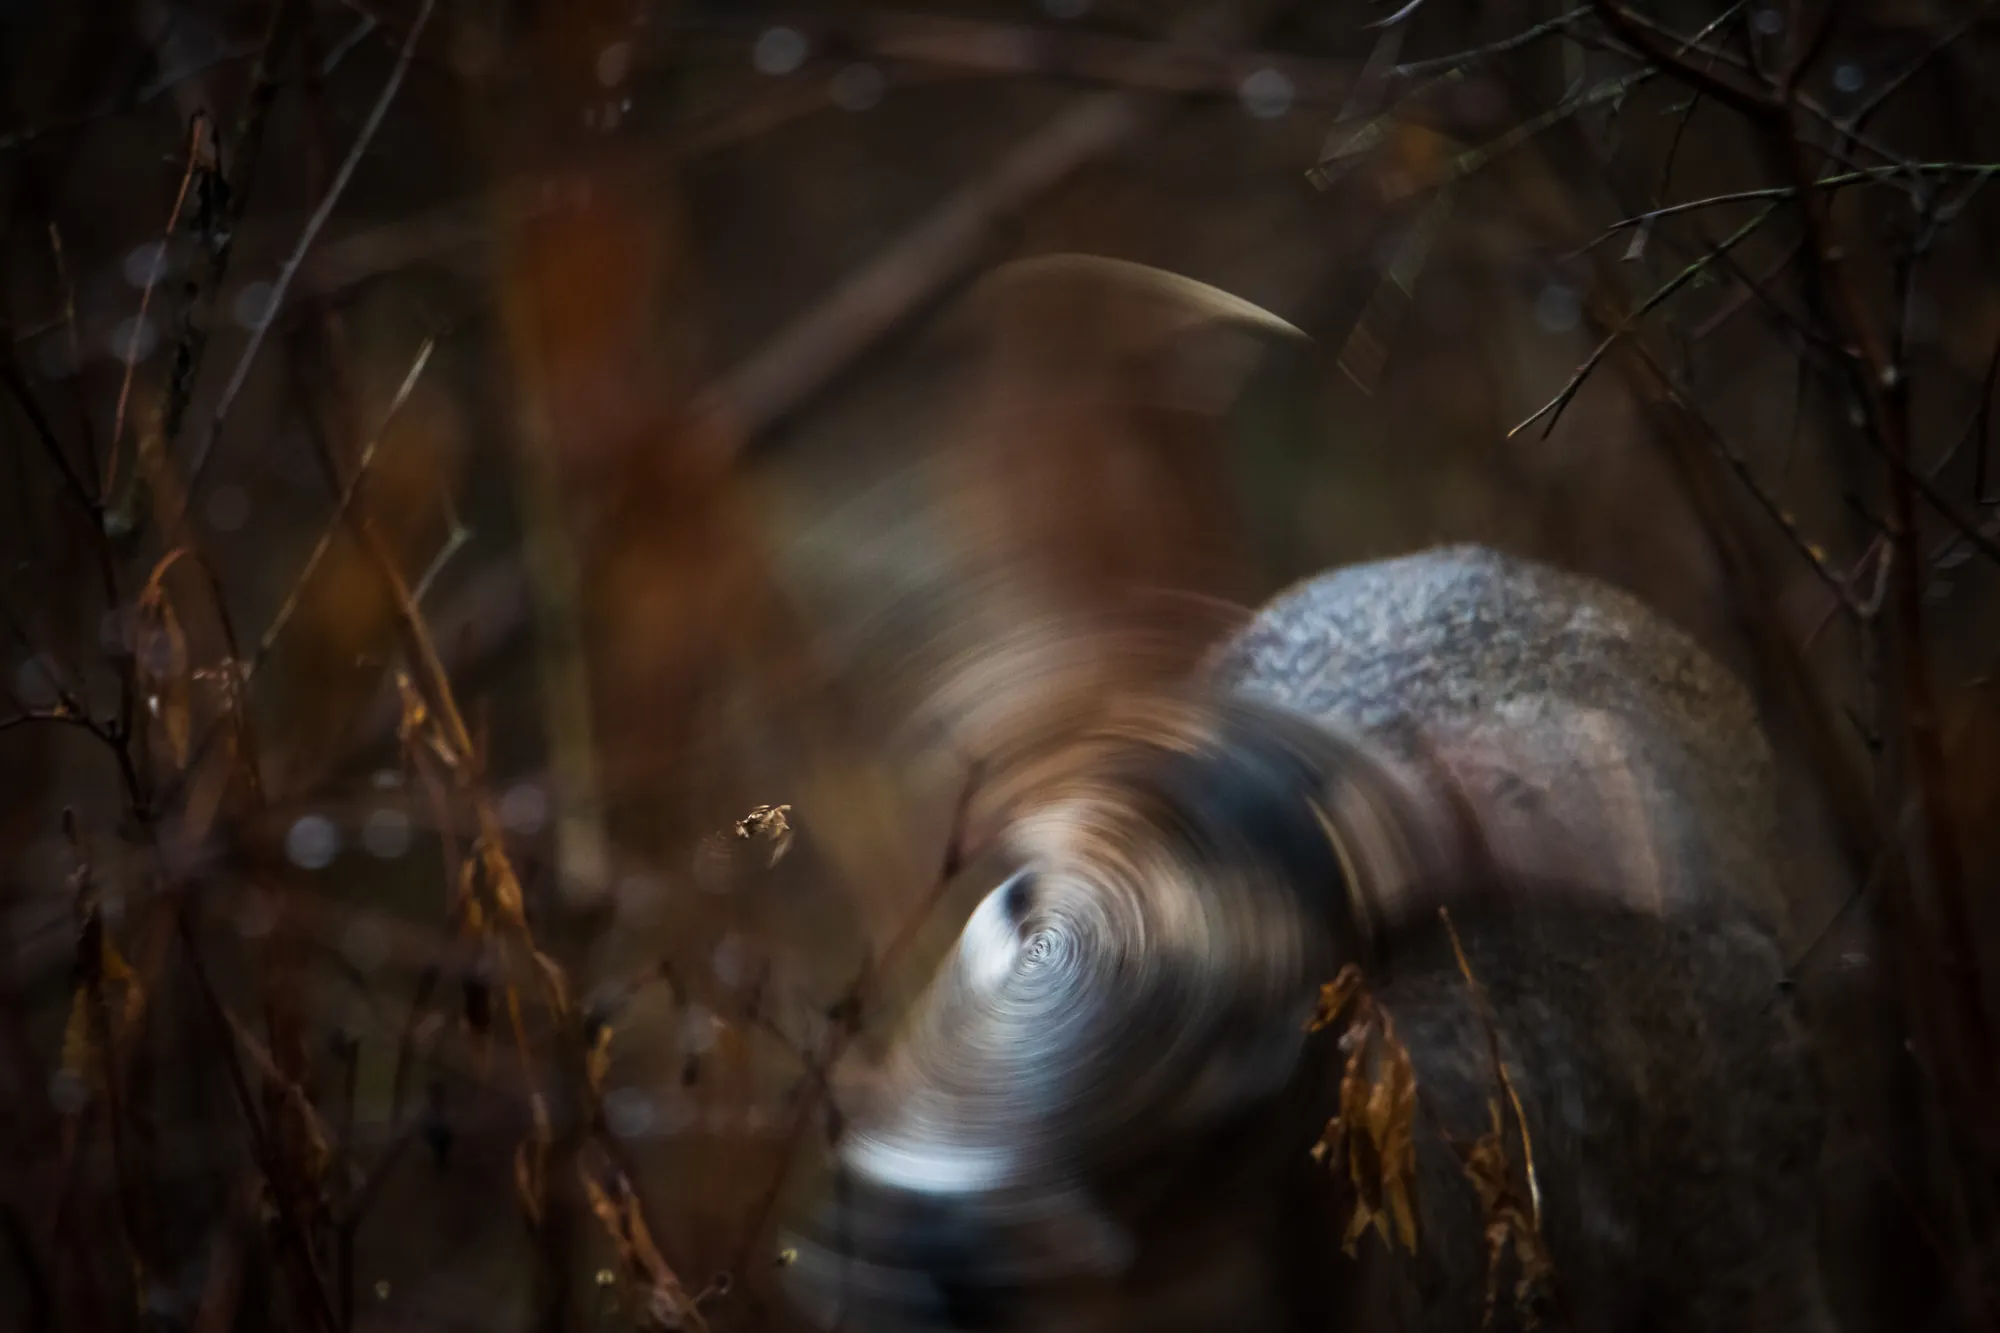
[784,545,1835,1333]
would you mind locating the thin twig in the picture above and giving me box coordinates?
[158,0,308,462]
[0,709,104,737]
[409,520,470,608]
[180,0,436,511]
[0,342,100,516]
[1589,0,1907,173]
[1590,0,1776,118]
[0,45,258,155]
[730,760,983,1274]
[1688,238,1804,340]
[43,225,97,475]
[320,11,380,78]
[176,911,340,1333]
[1389,7,1590,80]
[1580,162,2000,252]
[1438,908,1544,1228]
[842,11,1356,103]
[110,114,209,492]
[1513,202,1780,437]
[250,336,436,679]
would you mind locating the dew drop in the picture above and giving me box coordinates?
[830,62,885,111]
[1239,67,1294,120]
[285,814,340,870]
[595,40,632,87]
[122,240,170,289]
[605,1086,656,1139]
[231,280,276,331]
[752,26,807,76]
[363,808,412,860]
[110,313,159,363]
[1534,282,1582,334]
[498,781,549,836]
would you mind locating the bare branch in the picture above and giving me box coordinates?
[0,342,99,516]
[1389,7,1591,80]
[1581,162,2000,252]
[110,114,209,489]
[180,0,437,512]
[250,336,436,680]
[1512,203,1779,438]
[1589,0,1776,119]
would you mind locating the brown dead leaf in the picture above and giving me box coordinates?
[1454,1100,1555,1329]
[58,988,93,1097]
[585,1020,614,1096]
[1372,1020,1419,1251]
[693,801,797,890]
[1309,963,1366,1033]
[1440,908,1555,1328]
[394,668,457,770]
[102,939,146,1031]
[135,548,194,770]
[579,1149,708,1332]
[531,949,571,1019]
[483,841,526,926]
[513,1138,546,1230]
[1311,969,1421,1257]
[737,803,794,865]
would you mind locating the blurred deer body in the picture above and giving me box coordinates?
[783,543,1831,1333]
[1208,543,1794,942]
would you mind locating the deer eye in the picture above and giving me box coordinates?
[999,868,1036,924]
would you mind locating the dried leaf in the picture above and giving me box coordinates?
[579,1151,707,1331]
[1452,1098,1556,1327]
[586,1020,614,1096]
[483,842,526,926]
[1341,1185,1377,1256]
[102,940,146,1031]
[1335,181,1459,394]
[135,549,194,770]
[394,669,429,738]
[737,803,795,867]
[695,802,798,889]
[532,949,571,1020]
[1308,963,1366,1032]
[1438,905,1552,1324]
[1379,1031,1420,1251]
[513,1138,545,1230]
[1312,973,1422,1259]
[58,988,93,1095]
[453,856,480,918]
[394,668,456,769]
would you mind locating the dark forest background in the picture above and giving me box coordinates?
[3,1,2000,1330]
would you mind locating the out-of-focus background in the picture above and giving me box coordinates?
[3,1,1999,1330]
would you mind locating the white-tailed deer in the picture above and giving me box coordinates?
[779,263,1834,1333]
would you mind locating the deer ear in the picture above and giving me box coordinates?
[961,252,1312,349]
[956,252,1335,590]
